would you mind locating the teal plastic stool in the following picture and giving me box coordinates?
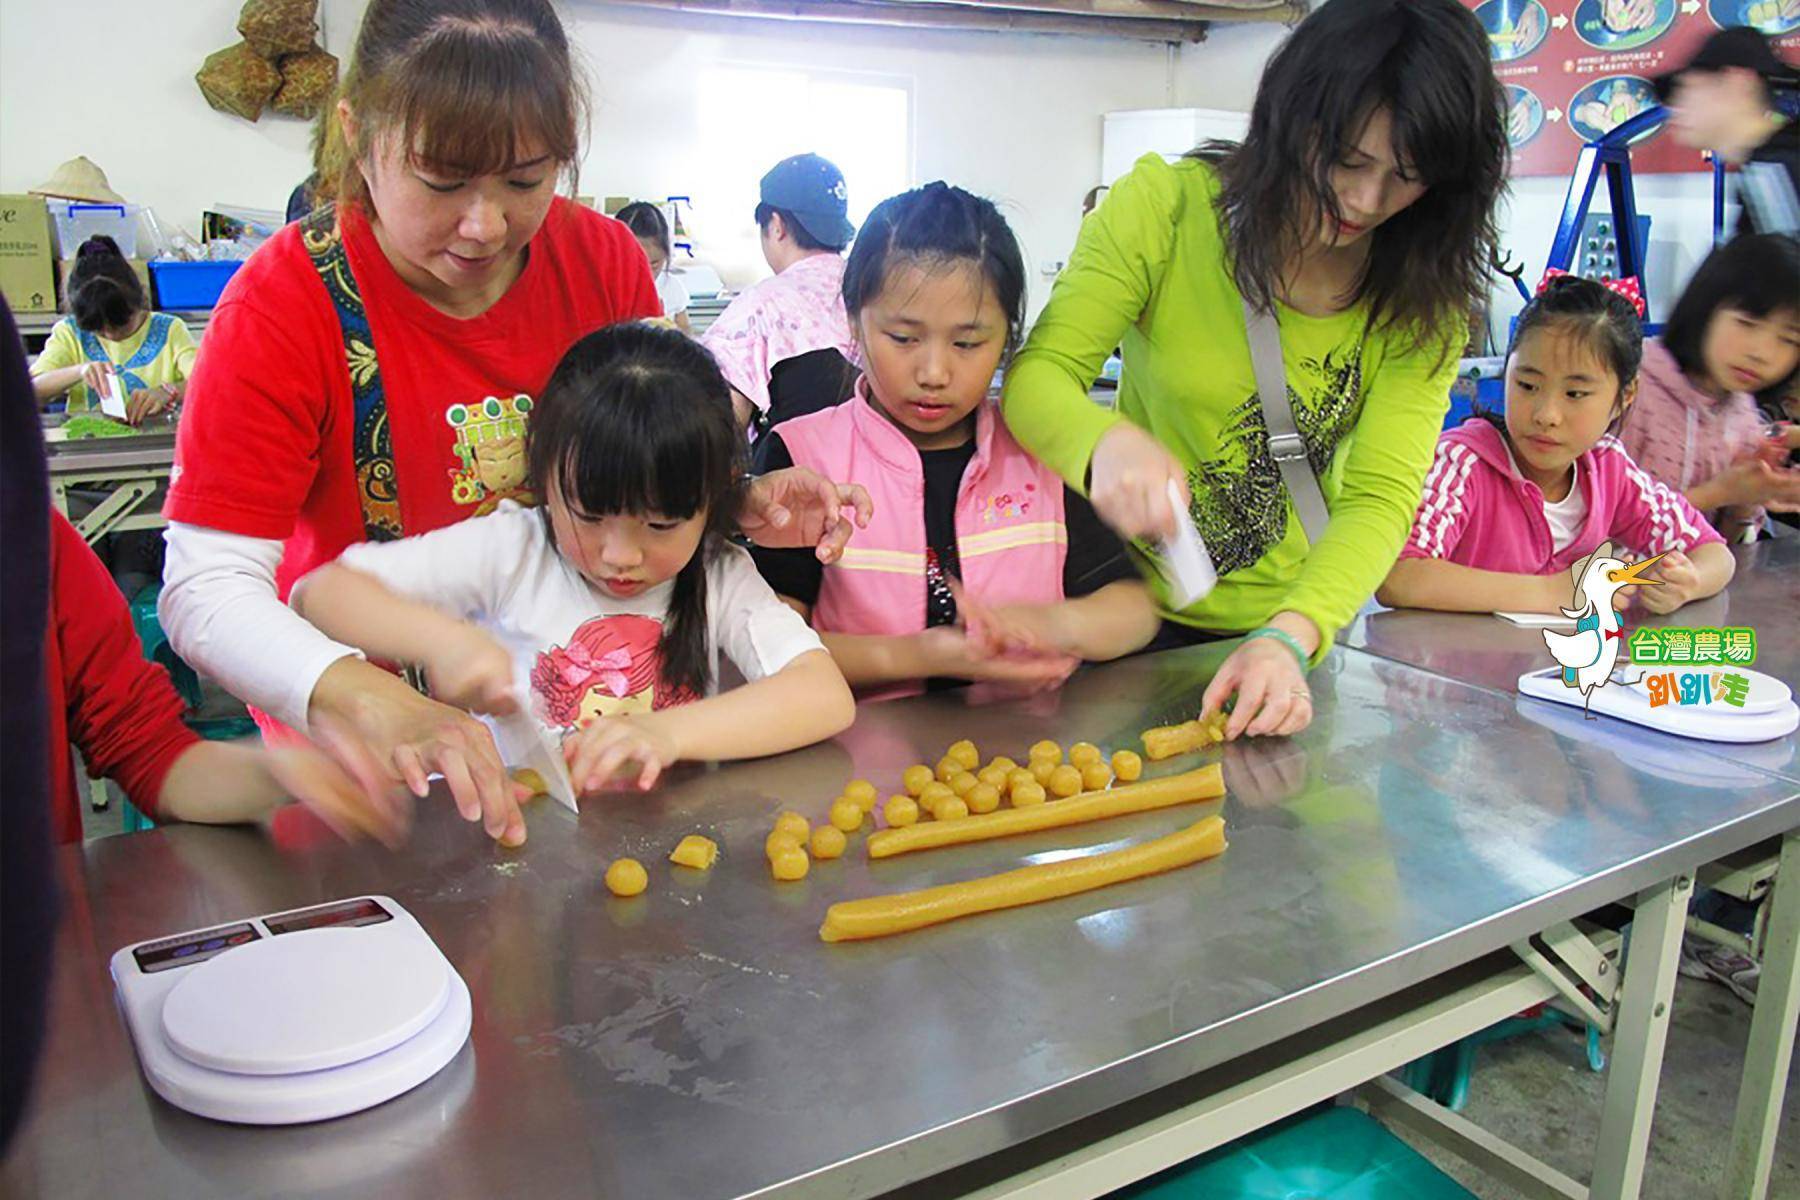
[1401,1006,1605,1111]
[1114,1105,1475,1199]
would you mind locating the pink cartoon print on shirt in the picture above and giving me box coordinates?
[530,614,696,731]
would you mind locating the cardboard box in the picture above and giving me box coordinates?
[55,256,153,307]
[0,194,57,314]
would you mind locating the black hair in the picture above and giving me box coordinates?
[754,202,837,253]
[615,201,672,262]
[1660,233,1800,405]
[1478,275,1644,439]
[526,322,744,698]
[1194,0,1508,359]
[67,235,147,334]
[840,182,1028,362]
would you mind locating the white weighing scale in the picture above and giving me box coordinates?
[1517,665,1799,743]
[110,896,471,1125]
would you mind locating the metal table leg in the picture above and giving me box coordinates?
[1590,872,1693,1200]
[1726,830,1800,1199]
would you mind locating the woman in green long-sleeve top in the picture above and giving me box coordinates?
[1002,0,1508,741]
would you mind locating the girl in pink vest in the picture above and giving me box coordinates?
[1381,275,1734,615]
[751,183,1158,694]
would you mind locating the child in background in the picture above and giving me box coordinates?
[294,323,852,820]
[44,509,404,846]
[1620,234,1800,541]
[1381,275,1734,615]
[617,201,692,335]
[30,235,197,424]
[750,183,1159,694]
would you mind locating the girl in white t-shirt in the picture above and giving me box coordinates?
[293,323,853,797]
[618,201,692,335]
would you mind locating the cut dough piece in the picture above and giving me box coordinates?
[822,817,1227,942]
[884,795,920,828]
[918,782,955,816]
[1028,740,1061,763]
[844,780,879,812]
[810,826,847,860]
[1082,762,1113,791]
[1010,781,1047,807]
[1029,759,1057,786]
[1112,750,1143,782]
[766,830,803,858]
[977,764,1010,792]
[966,783,1001,814]
[866,764,1225,860]
[604,858,648,897]
[1143,712,1227,760]
[511,767,549,797]
[902,765,935,797]
[669,835,719,870]
[990,756,1019,775]
[1069,742,1102,768]
[830,798,866,833]
[771,846,810,881]
[949,771,980,798]
[1007,769,1037,796]
[1048,764,1083,798]
[947,740,981,771]
[936,758,962,784]
[774,811,811,843]
[936,796,969,822]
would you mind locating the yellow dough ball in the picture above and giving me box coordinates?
[1049,764,1084,798]
[990,756,1019,775]
[1069,742,1102,768]
[947,740,981,770]
[770,846,810,881]
[844,780,879,812]
[977,764,1010,792]
[829,798,865,833]
[1082,762,1114,791]
[604,858,648,897]
[766,830,802,859]
[810,825,847,859]
[1112,750,1144,782]
[774,811,811,843]
[1029,739,1062,763]
[902,764,935,797]
[1030,758,1058,786]
[935,796,970,821]
[884,795,920,827]
[669,835,719,870]
[1010,780,1047,807]
[918,781,955,816]
[966,782,1002,814]
[949,771,980,798]
[1007,769,1037,796]
[935,757,962,784]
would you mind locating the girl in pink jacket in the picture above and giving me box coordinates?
[1619,234,1800,541]
[749,183,1158,695]
[1381,275,1734,615]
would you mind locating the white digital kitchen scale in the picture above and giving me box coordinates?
[110,896,471,1125]
[1517,665,1799,743]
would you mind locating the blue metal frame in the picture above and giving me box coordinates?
[1544,105,1666,323]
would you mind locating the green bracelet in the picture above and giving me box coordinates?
[1245,626,1309,671]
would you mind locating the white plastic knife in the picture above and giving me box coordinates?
[1158,479,1217,608]
[489,699,578,813]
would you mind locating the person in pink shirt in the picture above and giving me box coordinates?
[701,153,862,436]
[1381,275,1734,615]
[1620,234,1800,541]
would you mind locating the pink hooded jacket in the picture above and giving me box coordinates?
[1401,418,1723,574]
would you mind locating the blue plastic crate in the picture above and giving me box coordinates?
[148,260,244,309]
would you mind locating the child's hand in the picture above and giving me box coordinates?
[1710,456,1800,509]
[950,579,1064,658]
[264,717,413,847]
[1637,549,1700,615]
[564,716,681,792]
[1202,637,1312,740]
[917,625,1079,690]
[79,361,117,396]
[126,386,176,425]
[421,625,519,716]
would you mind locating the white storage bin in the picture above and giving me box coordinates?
[48,200,142,259]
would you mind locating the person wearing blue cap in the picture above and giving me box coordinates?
[702,153,862,436]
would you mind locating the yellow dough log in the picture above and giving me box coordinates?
[821,816,1227,942]
[865,763,1224,860]
[1142,712,1227,761]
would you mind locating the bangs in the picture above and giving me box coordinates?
[549,383,718,521]
[1380,62,1486,190]
[1722,272,1800,321]
[380,25,580,178]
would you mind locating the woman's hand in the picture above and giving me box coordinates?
[741,467,874,564]
[420,624,519,717]
[309,660,527,845]
[1088,421,1188,543]
[1637,548,1702,615]
[1202,616,1321,740]
[126,384,178,425]
[263,717,413,847]
[563,716,682,792]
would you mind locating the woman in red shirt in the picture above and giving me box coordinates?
[162,0,866,848]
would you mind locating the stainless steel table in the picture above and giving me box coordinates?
[43,418,178,545]
[5,637,1798,1199]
